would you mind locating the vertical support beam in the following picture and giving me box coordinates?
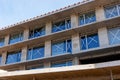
[1,52,7,65]
[45,40,51,57]
[5,34,9,46]
[44,62,51,68]
[72,33,80,54]
[110,70,114,80]
[73,57,79,65]
[98,27,109,47]
[21,46,27,62]
[71,14,78,28]
[95,6,105,21]
[23,27,29,40]
[46,21,52,35]
[19,65,26,70]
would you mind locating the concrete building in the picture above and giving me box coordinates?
[0,0,120,80]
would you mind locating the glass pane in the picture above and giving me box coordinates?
[81,36,87,50]
[52,41,66,56]
[85,12,96,24]
[29,27,45,39]
[0,38,4,47]
[118,5,120,15]
[87,34,99,49]
[79,15,85,25]
[66,20,71,29]
[0,55,2,64]
[105,5,118,18]
[67,40,72,53]
[27,46,44,60]
[6,51,21,64]
[9,33,23,44]
[27,49,33,60]
[51,61,72,67]
[52,21,65,33]
[108,27,120,45]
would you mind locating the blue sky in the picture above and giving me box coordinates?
[0,0,82,28]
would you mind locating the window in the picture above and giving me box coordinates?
[108,27,120,45]
[52,19,71,33]
[29,27,45,39]
[51,60,72,68]
[80,33,99,50]
[26,64,43,70]
[0,55,2,64]
[52,39,72,56]
[9,33,23,44]
[0,38,4,47]
[79,11,96,25]
[105,4,120,18]
[118,5,120,14]
[6,51,21,64]
[27,46,44,60]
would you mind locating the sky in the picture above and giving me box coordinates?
[0,0,82,28]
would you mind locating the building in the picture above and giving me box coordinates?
[0,0,120,79]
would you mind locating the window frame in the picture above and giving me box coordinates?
[9,32,23,44]
[108,26,120,45]
[79,11,96,25]
[80,33,100,50]
[0,38,4,47]
[52,19,71,33]
[6,51,21,64]
[104,4,120,19]
[29,26,45,39]
[27,46,45,60]
[51,39,72,56]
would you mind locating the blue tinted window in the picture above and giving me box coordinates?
[6,51,21,64]
[0,38,4,47]
[119,5,120,14]
[51,61,72,68]
[29,27,45,39]
[52,20,71,33]
[9,33,23,44]
[108,27,120,45]
[81,34,99,50]
[52,39,72,56]
[27,46,44,60]
[105,5,118,18]
[0,55,2,65]
[79,11,96,25]
[81,36,87,50]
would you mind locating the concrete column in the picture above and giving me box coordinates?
[5,34,9,46]
[21,46,27,62]
[45,40,51,57]
[44,62,50,68]
[71,14,78,28]
[72,33,80,54]
[46,21,52,35]
[73,57,79,65]
[95,6,105,21]
[98,27,109,47]
[1,52,7,65]
[19,65,26,70]
[23,28,29,40]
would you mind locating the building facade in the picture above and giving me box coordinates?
[0,0,120,80]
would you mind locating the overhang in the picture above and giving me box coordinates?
[0,0,119,36]
[0,60,120,80]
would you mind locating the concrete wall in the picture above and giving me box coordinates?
[98,27,109,47]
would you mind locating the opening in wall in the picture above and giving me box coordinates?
[80,54,120,64]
